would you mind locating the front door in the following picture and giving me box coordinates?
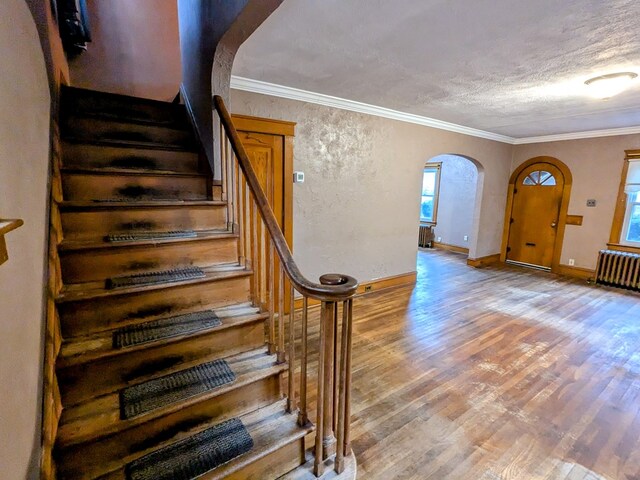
[507,163,564,269]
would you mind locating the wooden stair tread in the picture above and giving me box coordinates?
[59,304,267,365]
[59,199,225,210]
[64,112,191,132]
[62,85,181,110]
[198,401,312,480]
[60,166,209,178]
[56,264,251,303]
[63,400,311,480]
[59,229,234,252]
[57,348,285,449]
[61,137,199,152]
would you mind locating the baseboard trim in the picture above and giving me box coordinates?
[294,271,417,309]
[432,242,469,255]
[467,253,501,268]
[556,264,595,281]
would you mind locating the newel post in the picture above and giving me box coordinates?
[313,274,355,476]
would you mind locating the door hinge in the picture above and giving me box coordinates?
[506,247,511,253]
[514,188,518,194]
[510,218,514,224]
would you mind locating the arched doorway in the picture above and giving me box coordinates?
[501,156,572,271]
[418,154,484,260]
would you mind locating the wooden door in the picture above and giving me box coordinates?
[232,114,294,247]
[232,114,295,312]
[237,131,285,228]
[507,163,564,269]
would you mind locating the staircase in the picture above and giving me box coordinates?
[53,87,315,479]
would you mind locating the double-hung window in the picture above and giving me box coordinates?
[420,164,441,224]
[621,159,640,246]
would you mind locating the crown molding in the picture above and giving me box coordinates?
[230,76,515,144]
[513,125,640,144]
[230,76,640,146]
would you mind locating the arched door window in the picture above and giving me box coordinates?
[522,170,557,186]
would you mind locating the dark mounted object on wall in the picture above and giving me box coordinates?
[57,0,91,56]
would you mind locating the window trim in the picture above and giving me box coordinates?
[608,150,640,253]
[420,162,442,225]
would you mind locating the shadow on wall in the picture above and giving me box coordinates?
[420,154,484,257]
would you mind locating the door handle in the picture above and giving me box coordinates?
[551,222,557,228]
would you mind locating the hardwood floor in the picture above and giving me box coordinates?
[303,249,640,479]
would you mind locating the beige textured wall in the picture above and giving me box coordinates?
[230,90,513,283]
[513,134,640,270]
[431,154,479,249]
[0,0,51,477]
[70,0,182,100]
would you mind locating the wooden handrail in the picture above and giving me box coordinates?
[214,95,358,301]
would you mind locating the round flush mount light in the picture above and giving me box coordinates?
[584,72,638,99]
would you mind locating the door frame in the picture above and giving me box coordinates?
[231,114,295,251]
[500,156,572,273]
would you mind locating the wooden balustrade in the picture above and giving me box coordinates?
[214,96,358,476]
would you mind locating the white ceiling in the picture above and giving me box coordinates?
[232,0,640,139]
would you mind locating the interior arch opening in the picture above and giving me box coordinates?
[418,153,484,263]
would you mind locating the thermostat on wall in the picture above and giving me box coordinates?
[293,171,305,183]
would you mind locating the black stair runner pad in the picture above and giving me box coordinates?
[105,267,205,289]
[125,418,253,480]
[120,358,236,419]
[106,230,196,242]
[113,310,221,349]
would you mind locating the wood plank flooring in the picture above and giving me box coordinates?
[302,249,640,479]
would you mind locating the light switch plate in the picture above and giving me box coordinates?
[293,171,305,183]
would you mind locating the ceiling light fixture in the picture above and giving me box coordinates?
[584,72,638,99]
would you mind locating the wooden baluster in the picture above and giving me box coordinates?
[333,302,339,433]
[278,263,286,363]
[226,140,234,229]
[322,301,336,458]
[343,298,354,457]
[244,178,251,266]
[250,198,259,305]
[298,296,309,427]
[287,282,296,413]
[335,299,350,473]
[314,301,329,477]
[257,212,265,309]
[231,143,236,227]
[267,239,276,354]
[236,163,244,265]
[219,122,227,203]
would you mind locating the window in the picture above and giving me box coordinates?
[522,170,556,186]
[420,164,441,223]
[621,159,640,246]
[610,153,640,250]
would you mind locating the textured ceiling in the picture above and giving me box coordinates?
[232,0,640,138]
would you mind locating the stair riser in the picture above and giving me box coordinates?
[62,173,209,202]
[60,238,237,284]
[62,143,201,173]
[63,117,195,148]
[57,375,281,480]
[63,89,189,127]
[61,205,227,241]
[217,439,305,480]
[59,321,265,406]
[59,275,251,338]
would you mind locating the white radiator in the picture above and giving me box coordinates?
[418,224,434,248]
[595,249,640,291]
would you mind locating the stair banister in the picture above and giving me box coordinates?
[213,96,357,300]
[214,95,358,477]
